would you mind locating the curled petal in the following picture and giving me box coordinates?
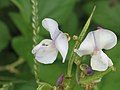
[42,18,61,40]
[91,50,113,71]
[94,29,117,50]
[74,32,95,57]
[55,32,68,63]
[32,43,41,54]
[42,18,58,32]
[32,39,58,64]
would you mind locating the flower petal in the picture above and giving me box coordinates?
[74,32,95,57]
[108,58,113,66]
[93,29,117,50]
[32,39,58,64]
[32,42,41,54]
[91,50,112,71]
[55,32,68,63]
[42,18,61,40]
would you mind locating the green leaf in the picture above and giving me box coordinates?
[9,12,32,37]
[12,36,44,67]
[12,36,34,67]
[84,1,120,34]
[15,82,37,90]
[36,61,67,84]
[11,0,32,24]
[0,21,11,52]
[0,0,10,8]
[106,41,120,62]
[100,61,120,90]
[62,12,79,35]
[38,0,76,22]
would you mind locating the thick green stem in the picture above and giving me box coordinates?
[67,6,96,78]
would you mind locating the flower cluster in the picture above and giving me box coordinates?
[32,18,117,71]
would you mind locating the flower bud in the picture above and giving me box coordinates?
[56,74,64,86]
[80,64,94,76]
[73,35,78,40]
[85,67,94,76]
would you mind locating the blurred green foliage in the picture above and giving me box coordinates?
[0,0,120,90]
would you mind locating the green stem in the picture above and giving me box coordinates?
[31,0,40,84]
[67,6,96,78]
[0,57,24,74]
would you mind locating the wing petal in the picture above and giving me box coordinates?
[91,50,112,71]
[55,32,68,63]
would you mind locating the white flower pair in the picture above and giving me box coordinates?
[32,18,117,71]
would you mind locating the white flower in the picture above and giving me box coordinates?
[32,18,68,64]
[74,28,117,71]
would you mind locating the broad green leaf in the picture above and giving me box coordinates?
[84,1,120,34]
[12,36,44,67]
[0,0,10,8]
[15,82,37,90]
[36,61,67,84]
[100,61,120,90]
[11,0,32,24]
[0,21,11,52]
[38,0,76,22]
[62,12,79,35]
[12,36,34,67]
[106,41,120,62]
[9,12,32,37]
